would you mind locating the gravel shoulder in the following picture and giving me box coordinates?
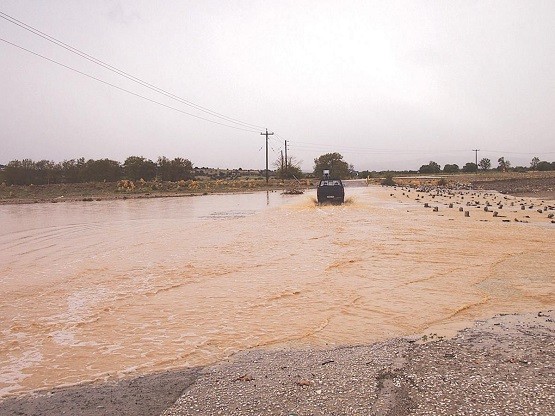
[0,368,200,416]
[3,310,552,416]
[163,310,555,416]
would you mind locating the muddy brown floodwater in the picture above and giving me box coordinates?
[0,186,554,398]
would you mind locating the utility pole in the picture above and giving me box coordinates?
[261,128,274,184]
[284,140,288,173]
[473,149,480,172]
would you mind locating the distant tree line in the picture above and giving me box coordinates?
[418,156,555,174]
[1,156,194,186]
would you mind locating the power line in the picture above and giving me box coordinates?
[295,141,475,154]
[290,144,430,155]
[0,37,260,133]
[0,10,265,131]
[277,137,554,159]
[481,149,555,155]
[269,135,282,145]
[279,135,554,158]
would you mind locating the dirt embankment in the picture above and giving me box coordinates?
[471,176,555,199]
[0,179,313,205]
[390,172,555,200]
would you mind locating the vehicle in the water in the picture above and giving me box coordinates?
[317,170,345,204]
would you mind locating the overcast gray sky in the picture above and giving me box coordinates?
[1,0,554,171]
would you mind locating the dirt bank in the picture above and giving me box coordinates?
[2,310,553,416]
[0,179,311,205]
[389,172,555,200]
[471,176,555,199]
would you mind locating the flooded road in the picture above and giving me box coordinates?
[1,187,554,397]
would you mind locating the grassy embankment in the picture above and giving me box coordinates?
[0,178,314,205]
[371,170,554,194]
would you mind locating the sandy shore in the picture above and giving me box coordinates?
[1,310,553,415]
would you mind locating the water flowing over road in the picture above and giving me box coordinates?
[1,186,553,397]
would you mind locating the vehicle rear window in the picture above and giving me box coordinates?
[320,180,342,186]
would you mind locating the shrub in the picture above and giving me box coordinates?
[462,162,478,173]
[419,161,441,174]
[381,174,396,186]
[537,161,553,171]
[443,164,459,173]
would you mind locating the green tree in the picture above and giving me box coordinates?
[60,158,84,183]
[4,160,23,185]
[419,161,441,174]
[80,159,122,182]
[313,152,351,179]
[530,157,540,170]
[478,158,491,171]
[462,162,478,173]
[497,157,511,172]
[443,164,459,173]
[35,160,62,184]
[157,157,194,181]
[172,157,194,180]
[123,156,157,181]
[4,159,38,185]
[3,158,63,185]
[157,157,172,181]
